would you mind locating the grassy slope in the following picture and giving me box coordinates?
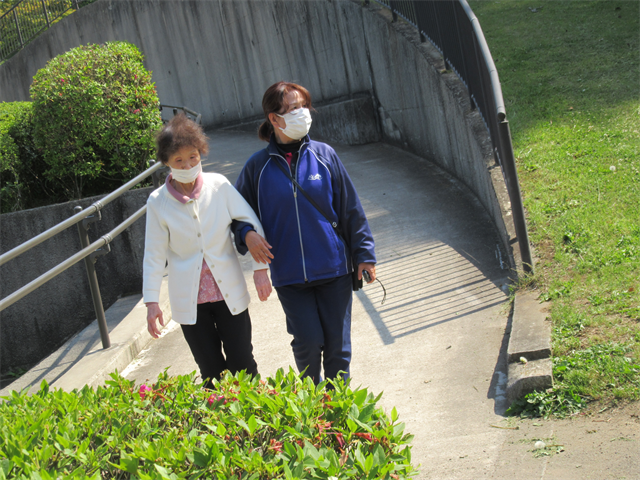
[469,0,639,413]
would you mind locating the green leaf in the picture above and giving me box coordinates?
[353,388,368,407]
[119,456,139,473]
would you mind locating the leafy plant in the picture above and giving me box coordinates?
[0,102,22,211]
[30,41,161,200]
[0,369,417,479]
[506,387,587,419]
[507,342,639,418]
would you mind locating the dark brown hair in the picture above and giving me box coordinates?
[155,113,209,164]
[258,81,313,142]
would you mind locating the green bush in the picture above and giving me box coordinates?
[0,103,22,212]
[0,101,73,212]
[0,369,417,479]
[30,41,161,200]
[0,101,54,213]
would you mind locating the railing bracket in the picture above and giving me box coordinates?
[82,210,102,230]
[90,244,111,262]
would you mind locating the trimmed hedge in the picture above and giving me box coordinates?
[30,41,161,200]
[0,369,417,479]
[0,101,52,213]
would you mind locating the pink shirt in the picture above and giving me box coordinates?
[165,173,223,304]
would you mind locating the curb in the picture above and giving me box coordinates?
[505,290,553,403]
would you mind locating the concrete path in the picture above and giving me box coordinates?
[123,130,515,479]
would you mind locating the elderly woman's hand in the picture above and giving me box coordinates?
[253,269,272,301]
[245,230,274,264]
[146,303,165,338]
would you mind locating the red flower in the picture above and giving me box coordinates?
[335,432,345,448]
[139,384,152,400]
[207,394,225,406]
[268,439,283,453]
[354,432,374,442]
[133,109,141,114]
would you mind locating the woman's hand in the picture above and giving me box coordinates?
[253,269,272,301]
[245,231,274,264]
[146,303,165,339]
[358,263,376,283]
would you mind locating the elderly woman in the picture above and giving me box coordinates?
[143,114,272,388]
[233,81,376,385]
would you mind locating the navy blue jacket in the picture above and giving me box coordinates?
[234,135,376,288]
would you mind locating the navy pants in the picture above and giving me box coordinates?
[181,301,258,388]
[275,274,353,384]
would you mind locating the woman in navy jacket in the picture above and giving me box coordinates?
[234,81,376,385]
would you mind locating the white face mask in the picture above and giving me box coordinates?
[277,108,312,140]
[170,161,202,184]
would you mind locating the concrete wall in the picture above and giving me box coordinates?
[0,188,152,374]
[0,0,519,372]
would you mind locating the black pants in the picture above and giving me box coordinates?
[181,301,258,388]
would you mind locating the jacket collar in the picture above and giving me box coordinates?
[267,134,310,158]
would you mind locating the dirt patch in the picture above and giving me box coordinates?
[491,401,639,479]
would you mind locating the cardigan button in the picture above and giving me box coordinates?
[225,294,229,298]
[197,233,201,237]
[218,279,222,283]
[233,308,236,312]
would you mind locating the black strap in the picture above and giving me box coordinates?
[271,157,338,230]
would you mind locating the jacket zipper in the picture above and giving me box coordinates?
[273,152,308,281]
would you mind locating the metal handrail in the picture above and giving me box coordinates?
[0,161,163,267]
[0,0,82,62]
[160,104,201,123]
[0,203,147,313]
[0,160,163,349]
[368,0,533,273]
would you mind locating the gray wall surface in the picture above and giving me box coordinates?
[1,0,519,372]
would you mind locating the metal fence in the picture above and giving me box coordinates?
[0,106,195,350]
[0,0,83,62]
[370,0,532,272]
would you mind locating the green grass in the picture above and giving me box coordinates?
[469,0,640,415]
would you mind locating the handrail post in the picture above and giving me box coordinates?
[414,1,427,43]
[13,9,24,48]
[389,0,398,22]
[73,206,111,348]
[40,0,51,27]
[497,120,533,274]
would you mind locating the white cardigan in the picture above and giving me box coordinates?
[143,173,265,324]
